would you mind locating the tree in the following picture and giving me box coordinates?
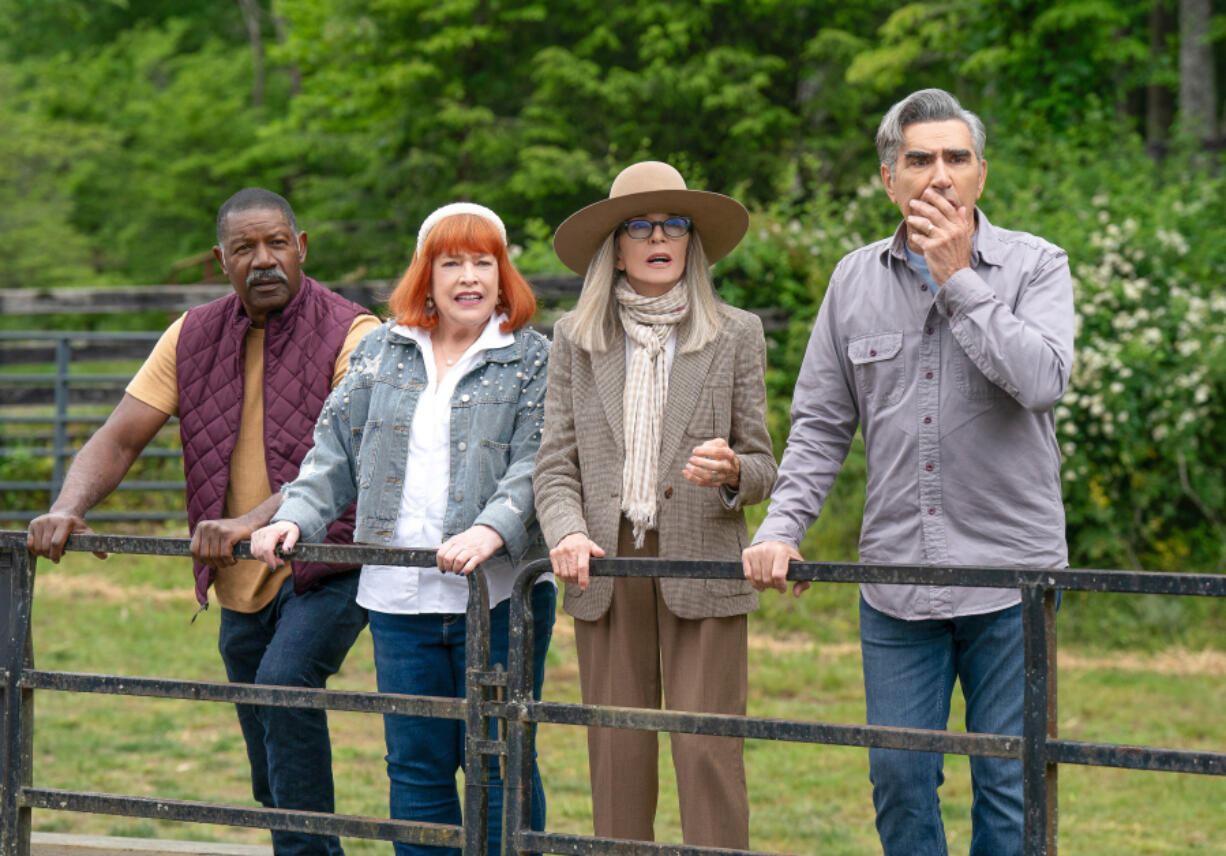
[1178,0,1218,144]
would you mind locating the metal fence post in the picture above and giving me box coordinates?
[0,543,35,856]
[502,561,549,856]
[51,335,71,502]
[463,571,493,856]
[1021,584,1058,855]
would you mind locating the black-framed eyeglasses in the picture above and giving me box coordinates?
[619,216,692,240]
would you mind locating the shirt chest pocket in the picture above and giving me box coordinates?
[848,331,905,407]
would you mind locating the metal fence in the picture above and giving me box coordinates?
[3,531,1226,855]
[0,331,185,523]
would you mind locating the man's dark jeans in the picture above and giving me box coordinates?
[218,569,367,856]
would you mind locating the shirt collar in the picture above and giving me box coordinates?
[880,207,1003,270]
[393,312,514,357]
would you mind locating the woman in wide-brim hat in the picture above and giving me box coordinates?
[534,161,776,847]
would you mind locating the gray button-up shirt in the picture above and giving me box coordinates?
[754,210,1074,620]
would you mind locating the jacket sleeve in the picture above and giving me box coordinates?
[532,323,591,548]
[473,333,550,562]
[724,311,776,509]
[274,336,371,542]
[936,246,1074,412]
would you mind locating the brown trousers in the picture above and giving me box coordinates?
[573,519,750,848]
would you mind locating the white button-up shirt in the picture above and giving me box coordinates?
[357,314,516,614]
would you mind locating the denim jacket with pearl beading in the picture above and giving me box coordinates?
[275,320,550,569]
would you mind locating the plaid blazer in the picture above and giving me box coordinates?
[534,303,776,620]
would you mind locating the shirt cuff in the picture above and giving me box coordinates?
[719,484,739,510]
[750,514,804,549]
[272,496,328,544]
[473,501,530,563]
[935,267,991,319]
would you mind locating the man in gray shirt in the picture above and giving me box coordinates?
[743,88,1073,856]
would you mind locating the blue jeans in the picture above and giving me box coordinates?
[369,582,556,856]
[218,570,368,856]
[859,596,1024,856]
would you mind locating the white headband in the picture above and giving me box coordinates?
[416,202,507,253]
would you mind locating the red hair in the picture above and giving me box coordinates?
[388,213,536,332]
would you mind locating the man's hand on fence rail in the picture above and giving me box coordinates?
[742,540,808,596]
[192,518,257,569]
[26,512,107,561]
[191,494,284,569]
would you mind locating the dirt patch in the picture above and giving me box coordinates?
[1060,647,1226,676]
[35,572,189,605]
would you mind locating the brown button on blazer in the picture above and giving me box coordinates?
[534,303,776,621]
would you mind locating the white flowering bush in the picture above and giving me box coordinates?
[1041,175,1226,573]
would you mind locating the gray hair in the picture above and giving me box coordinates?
[566,229,723,354]
[876,88,986,175]
[216,187,298,245]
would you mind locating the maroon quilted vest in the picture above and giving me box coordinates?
[176,276,369,605]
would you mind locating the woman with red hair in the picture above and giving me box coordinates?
[253,203,554,856]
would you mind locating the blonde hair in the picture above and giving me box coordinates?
[566,229,724,353]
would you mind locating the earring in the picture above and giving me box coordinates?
[425,296,436,314]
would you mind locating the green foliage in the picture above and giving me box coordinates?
[0,2,292,286]
[0,65,108,289]
[990,139,1226,574]
[841,0,1153,137]
[0,0,1200,286]
[266,0,870,280]
[31,20,292,283]
[0,445,48,515]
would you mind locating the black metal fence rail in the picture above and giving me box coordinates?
[0,331,185,523]
[500,558,1226,856]
[4,531,1226,856]
[0,533,490,856]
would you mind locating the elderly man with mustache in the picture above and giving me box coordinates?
[27,188,380,856]
[743,89,1074,856]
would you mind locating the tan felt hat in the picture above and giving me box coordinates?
[553,160,749,275]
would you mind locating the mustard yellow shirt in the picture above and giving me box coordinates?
[127,310,381,612]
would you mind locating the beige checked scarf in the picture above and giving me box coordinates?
[616,278,689,547]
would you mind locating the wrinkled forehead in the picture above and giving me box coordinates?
[899,119,976,155]
[220,206,296,243]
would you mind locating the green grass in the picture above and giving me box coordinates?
[17,534,1226,855]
